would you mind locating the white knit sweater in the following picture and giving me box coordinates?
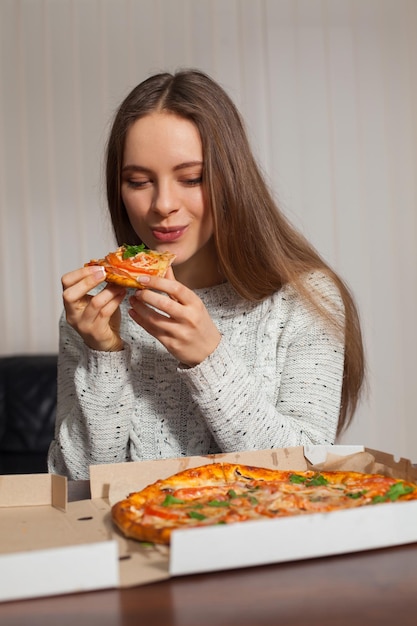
[47,273,345,480]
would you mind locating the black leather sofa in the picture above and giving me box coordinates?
[0,355,57,474]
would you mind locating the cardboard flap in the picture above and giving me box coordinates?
[304,445,365,466]
[0,473,67,509]
[305,447,417,479]
[90,447,308,505]
[89,456,212,500]
[366,448,417,481]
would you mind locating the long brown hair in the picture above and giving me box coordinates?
[105,69,365,435]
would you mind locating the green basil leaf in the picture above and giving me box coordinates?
[289,473,328,486]
[388,482,414,501]
[307,474,329,486]
[122,244,146,259]
[188,511,207,520]
[346,490,367,499]
[372,482,415,504]
[289,474,307,484]
[372,494,387,503]
[161,494,186,506]
[207,500,230,507]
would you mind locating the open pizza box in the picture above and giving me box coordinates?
[1,444,417,603]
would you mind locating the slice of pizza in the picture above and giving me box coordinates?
[85,244,176,288]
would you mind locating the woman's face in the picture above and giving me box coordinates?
[121,112,221,288]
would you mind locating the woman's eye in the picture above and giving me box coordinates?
[182,176,202,186]
[126,179,150,189]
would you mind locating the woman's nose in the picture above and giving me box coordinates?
[153,181,179,215]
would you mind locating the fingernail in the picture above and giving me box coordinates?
[91,266,106,279]
[136,275,150,284]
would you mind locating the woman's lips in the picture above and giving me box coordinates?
[152,226,187,243]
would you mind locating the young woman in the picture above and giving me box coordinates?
[48,69,365,480]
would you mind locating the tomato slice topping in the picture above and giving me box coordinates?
[143,503,185,520]
[173,486,229,501]
[105,251,158,275]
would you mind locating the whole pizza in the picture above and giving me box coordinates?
[111,462,417,545]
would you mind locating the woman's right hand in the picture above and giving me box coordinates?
[62,265,126,352]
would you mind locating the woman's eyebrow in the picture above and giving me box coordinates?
[122,161,203,174]
[122,164,149,173]
[173,160,203,172]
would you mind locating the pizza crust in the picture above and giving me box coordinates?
[102,270,143,289]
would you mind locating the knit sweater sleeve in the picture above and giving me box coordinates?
[47,314,134,480]
[177,276,345,451]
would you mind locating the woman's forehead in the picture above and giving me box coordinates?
[123,113,203,168]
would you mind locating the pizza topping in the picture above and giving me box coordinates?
[143,504,183,521]
[188,511,207,521]
[161,494,186,506]
[122,244,147,259]
[106,247,169,274]
[346,490,367,499]
[289,472,329,486]
[372,482,414,503]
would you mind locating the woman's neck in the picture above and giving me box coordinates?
[174,239,225,289]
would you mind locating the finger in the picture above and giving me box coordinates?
[128,298,177,338]
[90,282,125,306]
[164,266,176,281]
[135,274,190,305]
[62,266,106,306]
[65,282,125,327]
[131,289,188,324]
[62,267,107,318]
[81,284,126,320]
[62,283,126,325]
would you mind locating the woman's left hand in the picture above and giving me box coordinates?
[128,269,221,367]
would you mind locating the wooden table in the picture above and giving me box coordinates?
[1,543,417,625]
[1,482,417,625]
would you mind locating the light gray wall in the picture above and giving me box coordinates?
[1,0,416,460]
